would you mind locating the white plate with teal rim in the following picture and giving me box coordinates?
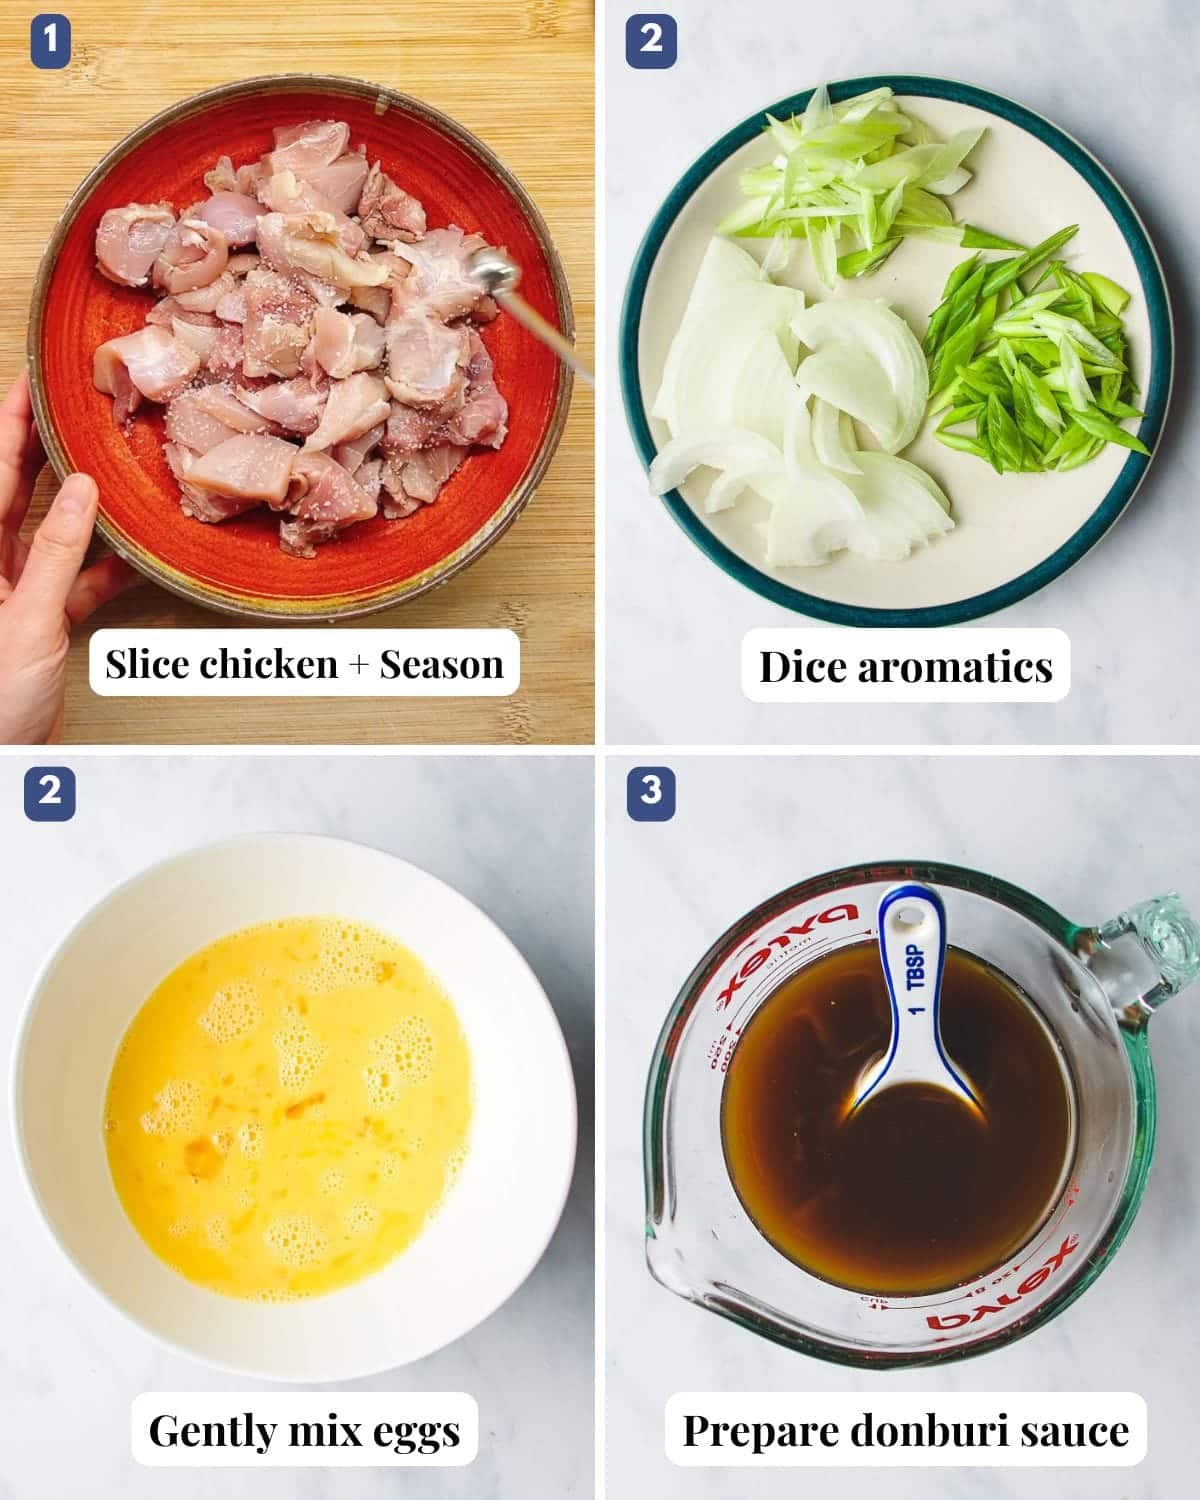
[620,76,1172,625]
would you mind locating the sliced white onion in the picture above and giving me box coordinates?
[647,428,784,514]
[794,345,899,444]
[729,327,799,447]
[652,237,786,430]
[853,450,952,516]
[811,397,861,474]
[656,280,804,436]
[647,234,954,572]
[840,452,954,559]
[782,387,816,479]
[791,299,928,452]
[756,465,869,568]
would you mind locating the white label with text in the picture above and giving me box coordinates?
[131,1392,478,1467]
[742,628,1069,703]
[90,629,518,697]
[666,1391,1145,1467]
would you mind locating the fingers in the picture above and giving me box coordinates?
[65,551,140,626]
[7,422,47,538]
[0,372,40,528]
[10,473,99,634]
[0,369,32,428]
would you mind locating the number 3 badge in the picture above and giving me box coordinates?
[627,766,676,822]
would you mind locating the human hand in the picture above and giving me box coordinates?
[0,371,138,743]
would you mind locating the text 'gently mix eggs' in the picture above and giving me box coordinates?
[104,917,472,1300]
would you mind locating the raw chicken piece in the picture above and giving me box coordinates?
[389,226,492,321]
[278,450,378,557]
[236,375,328,436]
[95,204,176,288]
[167,442,262,522]
[214,286,247,323]
[303,151,370,215]
[165,390,245,453]
[259,171,365,254]
[348,283,391,323]
[304,307,385,379]
[257,211,388,291]
[357,161,426,242]
[355,459,383,506]
[283,449,378,519]
[146,301,218,330]
[441,330,508,448]
[153,219,229,295]
[397,443,466,502]
[379,459,420,518]
[170,317,220,363]
[380,444,465,517]
[94,326,201,409]
[333,421,385,474]
[303,306,357,379]
[303,372,390,452]
[237,161,268,197]
[266,120,351,177]
[226,251,260,278]
[384,313,469,409]
[183,487,262,523]
[296,274,348,309]
[186,433,298,505]
[203,156,238,193]
[171,271,238,314]
[350,313,386,371]
[203,156,266,197]
[207,324,245,376]
[382,400,439,455]
[192,384,270,433]
[193,192,261,248]
[241,268,315,379]
[106,363,141,423]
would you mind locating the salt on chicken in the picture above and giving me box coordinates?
[92,118,509,557]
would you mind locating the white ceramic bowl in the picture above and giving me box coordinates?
[10,834,577,1382]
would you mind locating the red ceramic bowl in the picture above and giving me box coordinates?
[28,75,574,620]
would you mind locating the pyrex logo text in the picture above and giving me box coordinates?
[716,904,860,1010]
[925,1235,1080,1329]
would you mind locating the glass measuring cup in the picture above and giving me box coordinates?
[644,860,1200,1368]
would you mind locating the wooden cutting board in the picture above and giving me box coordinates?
[0,0,593,745]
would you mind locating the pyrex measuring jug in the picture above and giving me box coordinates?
[644,860,1200,1368]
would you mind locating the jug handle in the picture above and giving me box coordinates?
[1077,891,1200,1028]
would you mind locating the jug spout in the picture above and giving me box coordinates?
[1080,892,1200,1028]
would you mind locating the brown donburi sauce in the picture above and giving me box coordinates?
[721,942,1073,1295]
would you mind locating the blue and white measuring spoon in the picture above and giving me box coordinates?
[849,882,982,1115]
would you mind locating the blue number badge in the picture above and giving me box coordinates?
[31,14,71,69]
[627,766,676,822]
[625,13,677,69]
[24,765,76,822]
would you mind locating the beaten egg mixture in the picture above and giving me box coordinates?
[104,917,471,1300]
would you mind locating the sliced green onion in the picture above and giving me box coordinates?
[919,225,1149,475]
[726,84,998,287]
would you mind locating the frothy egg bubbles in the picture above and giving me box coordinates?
[236,1120,264,1159]
[104,915,472,1301]
[264,1213,328,1269]
[198,981,260,1043]
[139,1079,202,1137]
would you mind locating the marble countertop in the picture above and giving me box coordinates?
[604,0,1200,746]
[606,752,1200,1497]
[0,754,594,1500]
